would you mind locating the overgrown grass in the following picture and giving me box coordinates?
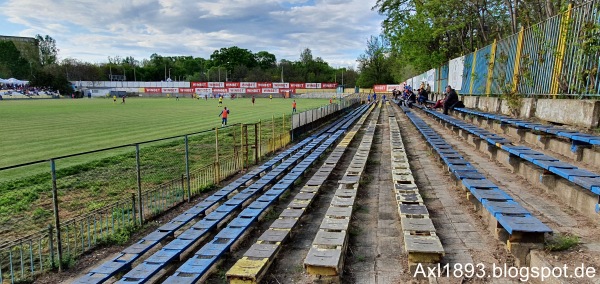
[545,233,580,251]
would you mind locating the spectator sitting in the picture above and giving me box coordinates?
[417,88,428,105]
[406,90,417,108]
[443,85,459,115]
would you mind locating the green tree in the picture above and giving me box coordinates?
[210,46,258,71]
[36,34,58,66]
[356,35,394,87]
[255,51,277,70]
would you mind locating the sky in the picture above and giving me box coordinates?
[0,0,385,69]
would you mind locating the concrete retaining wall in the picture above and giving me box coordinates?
[535,99,600,128]
[460,96,600,129]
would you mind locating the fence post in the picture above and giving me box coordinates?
[135,144,143,225]
[48,225,55,269]
[181,174,185,202]
[271,115,275,153]
[240,123,244,170]
[485,39,497,96]
[550,3,573,97]
[184,135,191,202]
[254,123,259,165]
[258,120,262,160]
[215,127,220,183]
[50,159,63,271]
[512,26,526,94]
[282,114,285,148]
[244,125,249,169]
[232,126,238,169]
[131,193,136,225]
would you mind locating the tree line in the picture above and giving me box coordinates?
[355,0,577,87]
[1,36,362,96]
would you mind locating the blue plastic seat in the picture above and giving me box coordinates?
[495,214,552,234]
[453,170,486,180]
[570,176,600,194]
[549,168,598,181]
[462,178,498,190]
[470,188,513,202]
[482,200,530,216]
[532,160,575,170]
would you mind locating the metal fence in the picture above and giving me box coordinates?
[0,100,359,283]
[405,0,600,97]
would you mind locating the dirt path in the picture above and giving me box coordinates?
[410,107,600,282]
[263,120,364,284]
[342,104,406,283]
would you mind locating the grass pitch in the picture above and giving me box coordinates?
[0,97,328,168]
[0,97,330,239]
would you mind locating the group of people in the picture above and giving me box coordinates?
[431,85,461,115]
[392,82,461,115]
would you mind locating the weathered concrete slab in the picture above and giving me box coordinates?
[313,231,346,247]
[270,218,298,230]
[244,243,279,259]
[400,217,436,232]
[320,217,350,231]
[304,247,342,276]
[326,206,353,218]
[279,208,304,218]
[404,234,444,255]
[257,229,289,243]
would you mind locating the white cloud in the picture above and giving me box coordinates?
[1,0,383,68]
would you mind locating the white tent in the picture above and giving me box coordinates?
[5,78,29,85]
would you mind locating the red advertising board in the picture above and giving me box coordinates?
[305,83,321,89]
[290,82,305,89]
[246,88,262,94]
[272,82,289,88]
[261,88,278,94]
[212,88,228,93]
[144,87,162,93]
[228,88,245,93]
[321,83,338,89]
[278,89,294,94]
[257,82,272,88]
[208,82,224,88]
[373,85,387,92]
[179,88,195,93]
[195,88,212,93]
[162,88,179,93]
[240,82,256,88]
[191,82,208,88]
[225,82,240,88]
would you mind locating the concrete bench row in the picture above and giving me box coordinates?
[419,105,600,218]
[115,134,327,284]
[73,139,314,284]
[225,103,375,283]
[161,105,372,284]
[74,105,368,284]
[303,102,381,279]
[452,107,600,168]
[115,105,369,284]
[387,103,444,271]
[400,104,553,266]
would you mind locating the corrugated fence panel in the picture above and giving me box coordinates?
[461,53,474,93]
[491,33,518,94]
[440,64,449,92]
[473,45,492,95]
[562,1,600,96]
[519,15,560,95]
